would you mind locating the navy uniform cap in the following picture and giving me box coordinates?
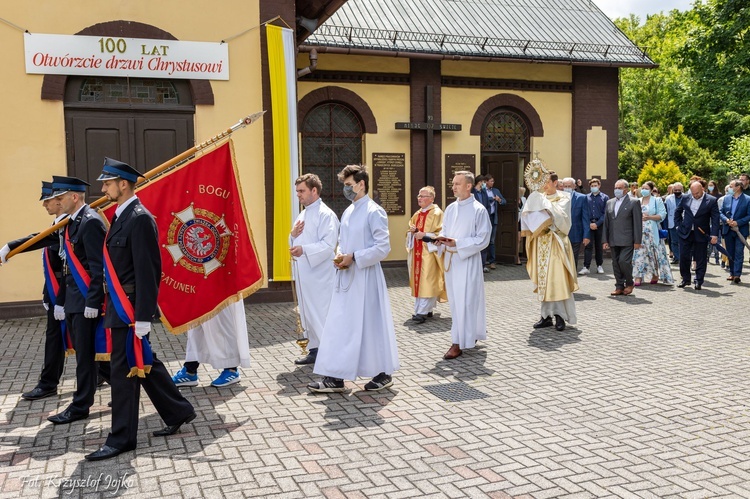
[52,175,90,196]
[97,157,142,183]
[40,181,55,201]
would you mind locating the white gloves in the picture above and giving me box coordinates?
[42,302,49,311]
[134,321,151,339]
[84,307,99,319]
[54,305,65,321]
[0,244,9,264]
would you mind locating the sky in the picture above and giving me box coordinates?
[592,0,695,20]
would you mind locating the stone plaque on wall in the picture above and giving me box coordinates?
[372,153,406,215]
[444,154,476,205]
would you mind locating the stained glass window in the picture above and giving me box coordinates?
[482,109,530,152]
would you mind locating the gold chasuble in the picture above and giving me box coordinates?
[406,205,447,300]
[521,191,579,302]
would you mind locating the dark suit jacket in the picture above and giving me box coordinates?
[60,205,106,313]
[473,188,492,214]
[602,195,642,247]
[7,225,65,305]
[103,199,161,328]
[720,193,750,237]
[674,194,720,242]
[568,191,592,243]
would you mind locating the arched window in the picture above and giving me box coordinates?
[482,109,530,153]
[301,102,364,217]
[78,77,180,104]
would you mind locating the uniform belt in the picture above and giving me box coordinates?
[104,282,135,294]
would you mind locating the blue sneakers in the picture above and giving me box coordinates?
[171,367,199,387]
[211,369,240,388]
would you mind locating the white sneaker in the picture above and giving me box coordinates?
[578,268,590,275]
[597,266,605,274]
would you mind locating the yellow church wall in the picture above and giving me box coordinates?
[442,60,572,82]
[0,1,265,304]
[297,81,412,261]
[442,87,572,204]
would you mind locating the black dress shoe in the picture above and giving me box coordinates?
[694,282,702,290]
[554,315,565,331]
[426,312,433,318]
[412,314,427,324]
[21,387,57,401]
[677,281,690,288]
[294,350,318,365]
[108,401,112,407]
[85,444,132,461]
[47,409,89,425]
[533,316,553,329]
[734,277,742,284]
[153,412,196,436]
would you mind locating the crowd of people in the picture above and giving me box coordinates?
[2,159,749,462]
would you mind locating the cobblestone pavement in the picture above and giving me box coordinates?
[2,260,750,498]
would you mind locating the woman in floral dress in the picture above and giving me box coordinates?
[633,181,674,285]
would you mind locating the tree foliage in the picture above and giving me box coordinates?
[637,159,687,194]
[615,0,750,182]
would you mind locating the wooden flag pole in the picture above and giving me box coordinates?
[6,112,264,261]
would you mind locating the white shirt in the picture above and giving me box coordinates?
[690,194,704,216]
[614,195,627,216]
[115,195,139,218]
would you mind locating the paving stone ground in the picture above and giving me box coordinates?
[1,260,750,498]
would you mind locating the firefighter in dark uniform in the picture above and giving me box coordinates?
[85,158,195,461]
[46,176,110,424]
[0,182,68,400]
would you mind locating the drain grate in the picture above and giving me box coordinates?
[424,382,488,402]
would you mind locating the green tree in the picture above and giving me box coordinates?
[637,159,688,194]
[726,135,750,176]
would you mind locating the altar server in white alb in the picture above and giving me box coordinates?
[437,171,491,360]
[289,173,339,365]
[171,300,251,388]
[309,164,399,392]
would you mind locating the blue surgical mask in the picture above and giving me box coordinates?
[590,186,600,194]
[614,189,625,199]
[563,187,573,194]
[708,185,715,192]
[343,184,358,201]
[641,188,651,197]
[728,187,735,195]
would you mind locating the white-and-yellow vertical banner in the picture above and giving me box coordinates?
[267,25,300,281]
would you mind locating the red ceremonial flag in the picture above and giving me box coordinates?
[102,140,264,334]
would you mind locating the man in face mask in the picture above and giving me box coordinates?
[561,178,591,272]
[581,178,609,275]
[665,182,684,264]
[308,164,399,393]
[602,179,643,296]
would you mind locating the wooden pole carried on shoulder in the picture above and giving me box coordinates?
[6,112,265,261]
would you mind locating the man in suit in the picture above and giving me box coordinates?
[46,176,110,424]
[0,182,68,400]
[720,180,750,283]
[602,179,643,296]
[664,182,685,264]
[562,177,591,271]
[85,158,195,461]
[484,174,506,269]
[473,175,493,272]
[674,179,720,290]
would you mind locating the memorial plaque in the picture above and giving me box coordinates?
[444,154,476,205]
[372,152,406,215]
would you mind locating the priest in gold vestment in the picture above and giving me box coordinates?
[406,186,447,323]
[521,165,578,331]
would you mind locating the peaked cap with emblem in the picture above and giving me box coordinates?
[40,180,57,201]
[97,157,143,183]
[52,175,90,196]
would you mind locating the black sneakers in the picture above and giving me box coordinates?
[364,372,393,391]
[308,377,345,393]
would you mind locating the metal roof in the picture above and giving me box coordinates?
[303,0,655,67]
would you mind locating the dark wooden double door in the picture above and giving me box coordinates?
[483,153,523,264]
[65,111,194,202]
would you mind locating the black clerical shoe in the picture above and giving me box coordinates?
[153,412,196,437]
[294,348,318,365]
[47,409,88,425]
[677,280,690,288]
[694,280,702,290]
[21,387,56,401]
[85,444,133,461]
[734,277,742,284]
[412,314,427,324]
[533,316,553,329]
[554,315,566,331]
